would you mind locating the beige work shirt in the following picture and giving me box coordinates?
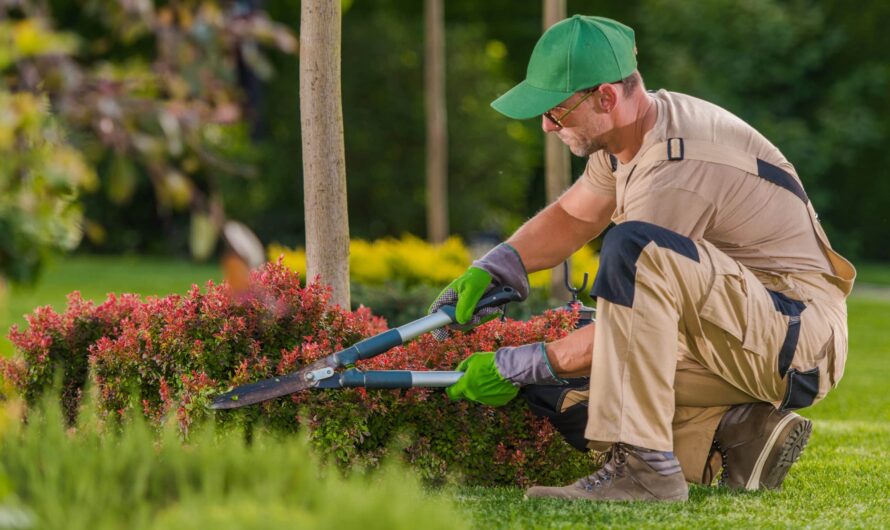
[581,89,852,301]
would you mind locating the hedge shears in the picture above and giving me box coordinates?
[209,285,523,410]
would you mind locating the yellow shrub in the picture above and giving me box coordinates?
[270,243,308,279]
[528,243,599,291]
[269,235,468,287]
[270,235,598,292]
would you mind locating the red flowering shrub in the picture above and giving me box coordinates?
[3,292,143,423]
[1,260,593,486]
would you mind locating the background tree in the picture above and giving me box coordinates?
[300,0,350,307]
[239,3,537,248]
[543,0,571,297]
[424,0,448,244]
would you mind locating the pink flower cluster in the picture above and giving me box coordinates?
[1,259,592,486]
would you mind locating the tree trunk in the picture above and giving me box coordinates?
[543,0,571,299]
[300,0,351,307]
[425,0,449,243]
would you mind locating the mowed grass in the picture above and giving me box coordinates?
[457,296,890,529]
[2,255,889,528]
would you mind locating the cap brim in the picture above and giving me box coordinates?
[490,80,574,120]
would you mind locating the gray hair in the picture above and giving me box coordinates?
[620,70,643,96]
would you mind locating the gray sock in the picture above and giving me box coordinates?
[630,446,682,476]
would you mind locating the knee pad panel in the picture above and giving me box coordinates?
[591,221,699,307]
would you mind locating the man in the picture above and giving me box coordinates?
[431,15,855,502]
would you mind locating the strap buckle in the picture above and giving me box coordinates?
[667,137,685,161]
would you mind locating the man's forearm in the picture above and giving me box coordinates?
[544,323,595,378]
[506,201,603,273]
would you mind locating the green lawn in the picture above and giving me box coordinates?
[458,296,890,529]
[1,255,220,357]
[2,255,888,528]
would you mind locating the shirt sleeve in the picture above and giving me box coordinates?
[581,151,616,197]
[623,186,715,241]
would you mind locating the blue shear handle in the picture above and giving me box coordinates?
[340,370,413,388]
[335,286,523,367]
[335,328,404,365]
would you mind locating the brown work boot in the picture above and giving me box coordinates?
[525,443,688,502]
[711,402,812,490]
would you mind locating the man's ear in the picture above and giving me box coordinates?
[594,84,619,113]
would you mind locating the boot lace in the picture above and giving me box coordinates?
[705,439,729,487]
[578,444,628,491]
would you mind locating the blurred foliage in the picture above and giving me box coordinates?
[223,3,538,247]
[0,397,466,530]
[270,234,471,288]
[634,0,888,259]
[232,0,890,262]
[0,91,96,284]
[4,0,889,262]
[1,0,297,257]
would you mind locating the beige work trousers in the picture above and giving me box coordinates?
[585,221,848,482]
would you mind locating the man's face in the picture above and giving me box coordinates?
[541,89,611,157]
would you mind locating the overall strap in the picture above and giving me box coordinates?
[633,138,855,295]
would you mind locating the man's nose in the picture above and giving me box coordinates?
[541,114,561,133]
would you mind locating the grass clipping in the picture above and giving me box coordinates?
[0,394,466,530]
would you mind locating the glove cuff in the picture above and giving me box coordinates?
[472,243,529,300]
[494,342,567,386]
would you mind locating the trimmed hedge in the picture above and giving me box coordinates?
[1,260,593,486]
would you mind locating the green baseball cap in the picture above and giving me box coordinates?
[491,15,637,119]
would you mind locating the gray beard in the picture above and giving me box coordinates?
[571,138,608,157]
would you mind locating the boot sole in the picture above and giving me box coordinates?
[747,415,813,490]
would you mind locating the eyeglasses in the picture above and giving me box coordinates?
[543,87,598,129]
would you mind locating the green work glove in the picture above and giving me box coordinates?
[428,243,530,341]
[446,352,519,407]
[431,266,495,324]
[428,267,502,340]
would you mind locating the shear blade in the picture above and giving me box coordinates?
[209,357,338,410]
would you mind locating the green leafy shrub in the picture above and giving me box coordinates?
[0,397,466,530]
[0,91,96,284]
[1,260,593,487]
